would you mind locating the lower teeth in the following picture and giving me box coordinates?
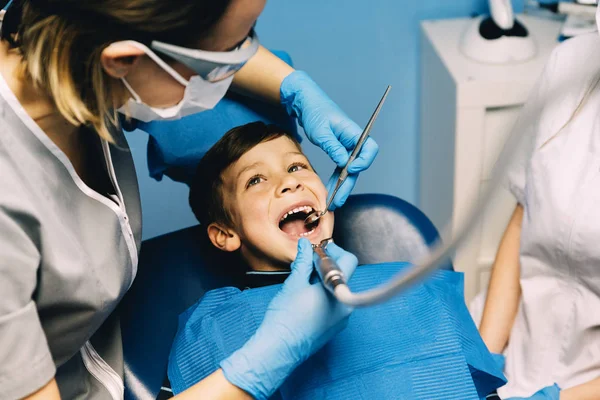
[299,229,315,237]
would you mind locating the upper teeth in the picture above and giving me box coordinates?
[280,205,313,221]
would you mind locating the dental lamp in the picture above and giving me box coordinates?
[460,0,537,64]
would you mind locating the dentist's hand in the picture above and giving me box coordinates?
[280,71,379,210]
[506,384,561,400]
[220,239,358,399]
[491,353,506,371]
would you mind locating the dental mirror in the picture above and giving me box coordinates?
[304,85,391,229]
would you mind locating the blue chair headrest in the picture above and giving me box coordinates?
[333,194,441,264]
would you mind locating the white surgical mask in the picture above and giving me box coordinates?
[119,74,233,122]
[116,41,234,122]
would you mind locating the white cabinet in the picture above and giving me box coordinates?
[419,15,563,303]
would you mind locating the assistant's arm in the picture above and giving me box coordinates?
[560,377,600,400]
[22,379,61,400]
[232,45,293,103]
[173,370,252,400]
[21,362,248,399]
[478,204,523,354]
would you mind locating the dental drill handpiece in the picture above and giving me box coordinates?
[312,239,347,294]
[304,85,391,227]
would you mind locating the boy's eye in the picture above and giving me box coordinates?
[288,163,308,173]
[246,175,264,188]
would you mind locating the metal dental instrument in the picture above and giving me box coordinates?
[312,238,347,294]
[304,85,392,228]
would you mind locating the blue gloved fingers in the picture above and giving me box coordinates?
[334,118,362,145]
[325,171,358,211]
[546,384,561,398]
[506,383,561,400]
[331,116,379,174]
[346,137,379,174]
[280,71,379,173]
[490,353,506,371]
[535,384,560,400]
[330,120,379,174]
[284,238,314,291]
[221,240,356,399]
[318,130,350,168]
[324,242,359,278]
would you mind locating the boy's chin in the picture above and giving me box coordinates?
[282,241,306,264]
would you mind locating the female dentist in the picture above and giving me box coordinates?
[0,0,374,399]
[478,8,600,400]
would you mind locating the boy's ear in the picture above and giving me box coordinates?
[207,223,241,252]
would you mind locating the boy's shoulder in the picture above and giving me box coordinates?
[178,284,279,326]
[169,284,281,393]
[177,286,241,325]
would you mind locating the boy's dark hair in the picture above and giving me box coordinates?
[189,121,302,227]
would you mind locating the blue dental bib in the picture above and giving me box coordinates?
[168,263,505,399]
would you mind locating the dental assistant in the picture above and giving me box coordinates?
[0,0,376,399]
[477,11,600,400]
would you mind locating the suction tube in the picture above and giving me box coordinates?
[319,112,526,307]
[313,245,348,294]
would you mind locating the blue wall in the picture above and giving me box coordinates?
[129,0,524,240]
[259,0,491,201]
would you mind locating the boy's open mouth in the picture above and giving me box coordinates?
[278,205,319,237]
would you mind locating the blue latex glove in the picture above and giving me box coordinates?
[506,384,561,400]
[280,71,379,210]
[491,353,506,371]
[220,239,358,399]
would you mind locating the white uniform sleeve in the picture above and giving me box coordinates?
[501,48,559,205]
[0,209,56,399]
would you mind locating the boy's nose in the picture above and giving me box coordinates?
[277,175,304,196]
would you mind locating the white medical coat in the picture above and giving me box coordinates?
[499,33,600,397]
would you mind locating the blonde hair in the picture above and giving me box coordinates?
[1,0,232,142]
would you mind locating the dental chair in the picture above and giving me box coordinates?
[119,50,451,399]
[120,193,451,399]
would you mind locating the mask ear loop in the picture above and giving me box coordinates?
[120,78,143,103]
[110,40,190,87]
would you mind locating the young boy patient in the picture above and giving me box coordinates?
[168,122,506,400]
